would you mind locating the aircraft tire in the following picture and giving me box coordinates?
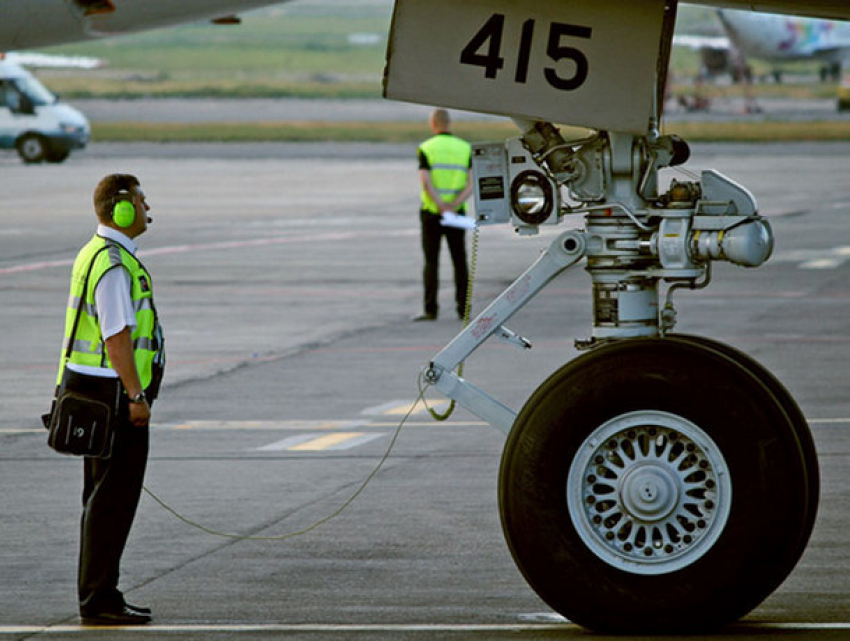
[670,333,819,560]
[499,337,816,634]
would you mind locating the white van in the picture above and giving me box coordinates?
[0,60,90,163]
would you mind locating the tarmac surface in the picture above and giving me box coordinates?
[0,140,848,640]
[71,95,850,124]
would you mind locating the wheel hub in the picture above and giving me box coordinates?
[620,463,678,521]
[567,410,732,575]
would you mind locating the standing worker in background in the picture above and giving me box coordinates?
[414,108,473,322]
[56,173,165,625]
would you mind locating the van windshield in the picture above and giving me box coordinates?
[11,75,57,107]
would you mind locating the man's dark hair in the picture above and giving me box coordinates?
[93,173,140,224]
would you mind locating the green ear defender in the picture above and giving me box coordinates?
[113,199,136,228]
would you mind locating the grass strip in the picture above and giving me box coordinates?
[91,120,850,144]
[665,120,850,142]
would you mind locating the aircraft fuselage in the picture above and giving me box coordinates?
[720,9,850,64]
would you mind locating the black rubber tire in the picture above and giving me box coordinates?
[46,149,70,163]
[672,333,819,561]
[499,337,816,634]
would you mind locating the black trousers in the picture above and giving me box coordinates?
[420,211,468,318]
[78,404,149,614]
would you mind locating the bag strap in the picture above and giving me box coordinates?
[63,246,110,364]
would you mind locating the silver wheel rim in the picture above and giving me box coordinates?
[567,410,732,575]
[21,137,43,161]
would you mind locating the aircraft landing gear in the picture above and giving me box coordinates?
[499,337,818,633]
[422,124,817,633]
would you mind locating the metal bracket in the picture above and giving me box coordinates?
[425,230,587,433]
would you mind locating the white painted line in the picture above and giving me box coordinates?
[0,229,417,276]
[254,434,322,451]
[738,622,850,631]
[517,612,568,622]
[0,257,74,275]
[0,623,577,635]
[1,621,849,635]
[771,245,850,269]
[801,259,842,269]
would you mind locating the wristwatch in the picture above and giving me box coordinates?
[129,391,147,404]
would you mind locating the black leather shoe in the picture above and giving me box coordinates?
[81,605,152,625]
[124,602,151,615]
[412,313,437,322]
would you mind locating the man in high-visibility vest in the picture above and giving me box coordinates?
[57,173,164,626]
[414,109,473,321]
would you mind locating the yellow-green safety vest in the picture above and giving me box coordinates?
[419,134,472,214]
[56,234,162,390]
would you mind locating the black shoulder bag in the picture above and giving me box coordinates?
[44,247,122,459]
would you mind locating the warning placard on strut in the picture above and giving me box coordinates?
[384,0,667,134]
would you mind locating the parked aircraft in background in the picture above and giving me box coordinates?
[675,8,850,111]
[719,10,849,81]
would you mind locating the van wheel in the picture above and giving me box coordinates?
[17,134,47,163]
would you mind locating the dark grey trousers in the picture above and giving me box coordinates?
[78,408,149,615]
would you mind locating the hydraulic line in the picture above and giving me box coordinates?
[425,224,480,421]
[142,386,426,541]
[143,223,484,538]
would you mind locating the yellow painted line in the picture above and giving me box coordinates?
[370,420,490,427]
[163,420,357,431]
[288,432,366,451]
[382,400,448,416]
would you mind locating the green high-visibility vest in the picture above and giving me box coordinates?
[56,234,162,389]
[419,133,472,214]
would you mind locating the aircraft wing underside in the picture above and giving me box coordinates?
[0,0,293,51]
